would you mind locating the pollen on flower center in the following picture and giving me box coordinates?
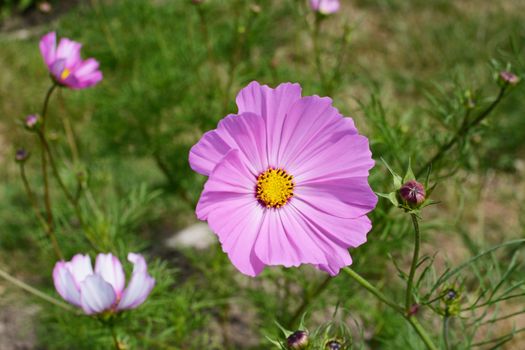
[256,167,294,208]
[61,68,71,80]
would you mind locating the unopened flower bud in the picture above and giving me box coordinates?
[15,148,30,163]
[399,180,425,206]
[442,287,461,316]
[287,330,309,349]
[445,288,457,301]
[326,340,343,350]
[191,0,204,4]
[25,114,40,130]
[499,71,519,86]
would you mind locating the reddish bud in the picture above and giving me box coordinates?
[287,330,309,349]
[399,180,426,206]
[499,71,519,86]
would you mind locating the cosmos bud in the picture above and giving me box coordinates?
[15,148,30,163]
[399,180,426,206]
[499,71,519,86]
[287,330,309,349]
[25,114,40,131]
[325,340,343,350]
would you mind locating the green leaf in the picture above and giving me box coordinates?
[381,157,403,189]
[403,157,416,183]
[376,192,399,207]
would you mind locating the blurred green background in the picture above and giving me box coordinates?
[0,0,524,349]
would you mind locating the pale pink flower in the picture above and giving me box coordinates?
[190,82,377,276]
[53,253,155,315]
[39,32,102,89]
[310,0,340,15]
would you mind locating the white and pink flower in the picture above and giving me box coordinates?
[53,253,155,315]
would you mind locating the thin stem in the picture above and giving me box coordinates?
[0,266,74,312]
[287,275,332,328]
[37,131,76,204]
[38,83,63,260]
[20,164,48,231]
[110,324,122,350]
[443,316,450,350]
[20,163,63,259]
[408,316,439,350]
[417,85,508,177]
[312,14,327,92]
[343,267,403,313]
[343,267,438,350]
[406,214,421,311]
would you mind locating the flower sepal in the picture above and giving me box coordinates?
[378,158,438,213]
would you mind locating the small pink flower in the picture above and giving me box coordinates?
[190,82,377,276]
[39,32,103,89]
[53,253,155,315]
[310,0,340,15]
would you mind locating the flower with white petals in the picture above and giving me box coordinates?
[53,253,155,315]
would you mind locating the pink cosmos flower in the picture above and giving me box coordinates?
[53,253,155,315]
[310,0,340,15]
[39,32,103,89]
[189,82,377,276]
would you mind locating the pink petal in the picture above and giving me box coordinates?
[189,112,267,176]
[117,254,155,310]
[65,254,93,287]
[254,203,353,275]
[196,150,266,276]
[72,59,103,89]
[292,134,373,182]
[292,199,372,248]
[74,71,103,89]
[56,38,82,68]
[39,32,56,67]
[94,253,125,297]
[53,262,81,306]
[277,96,357,169]
[235,81,303,167]
[79,275,116,315]
[253,207,315,268]
[209,199,265,277]
[196,150,256,221]
[310,0,340,14]
[289,201,359,275]
[295,177,377,219]
[74,58,99,76]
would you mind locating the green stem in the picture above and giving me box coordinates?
[110,323,122,350]
[312,14,327,92]
[343,267,403,313]
[417,85,508,177]
[408,316,438,350]
[343,267,438,350]
[20,163,48,231]
[39,83,63,260]
[0,266,74,312]
[443,316,450,350]
[20,163,63,259]
[406,213,421,311]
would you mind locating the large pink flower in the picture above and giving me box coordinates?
[39,32,103,89]
[53,253,155,315]
[310,0,340,15]
[189,82,377,276]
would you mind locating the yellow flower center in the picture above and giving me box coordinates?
[60,68,71,80]
[256,168,294,208]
